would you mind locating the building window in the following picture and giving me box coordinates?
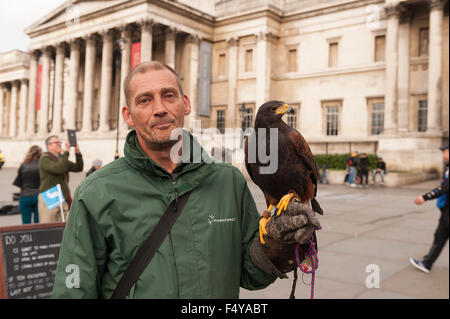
[286,108,297,129]
[418,100,427,132]
[245,49,253,72]
[218,53,226,76]
[326,106,339,135]
[288,49,297,72]
[371,102,384,135]
[242,107,253,131]
[328,42,338,68]
[419,27,429,56]
[374,35,385,62]
[216,110,225,134]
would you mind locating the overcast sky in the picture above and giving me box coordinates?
[0,0,67,53]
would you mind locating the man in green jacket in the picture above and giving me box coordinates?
[38,135,84,223]
[52,62,304,299]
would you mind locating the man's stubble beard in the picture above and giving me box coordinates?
[140,127,180,152]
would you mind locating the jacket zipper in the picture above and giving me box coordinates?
[172,176,179,211]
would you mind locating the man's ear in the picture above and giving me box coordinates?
[122,105,134,127]
[183,95,191,116]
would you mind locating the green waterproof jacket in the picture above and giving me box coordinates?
[52,130,277,298]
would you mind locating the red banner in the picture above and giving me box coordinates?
[131,42,141,70]
[36,64,42,111]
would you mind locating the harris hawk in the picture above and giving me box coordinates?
[244,100,323,274]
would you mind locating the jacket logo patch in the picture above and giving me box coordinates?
[208,214,236,225]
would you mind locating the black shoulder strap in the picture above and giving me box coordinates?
[111,191,192,299]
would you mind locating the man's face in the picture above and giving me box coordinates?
[46,137,62,154]
[444,149,449,164]
[122,68,191,149]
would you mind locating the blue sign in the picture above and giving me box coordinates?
[41,185,65,210]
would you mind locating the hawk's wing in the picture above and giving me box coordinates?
[289,129,323,215]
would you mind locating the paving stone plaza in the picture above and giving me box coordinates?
[0,167,447,299]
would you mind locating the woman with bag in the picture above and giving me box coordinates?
[13,145,42,224]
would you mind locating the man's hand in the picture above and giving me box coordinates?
[75,145,80,154]
[64,141,71,153]
[265,199,320,245]
[252,198,321,275]
[414,196,425,205]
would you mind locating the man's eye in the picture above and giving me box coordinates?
[138,98,150,104]
[165,92,176,99]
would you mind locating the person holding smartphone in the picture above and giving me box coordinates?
[38,135,84,223]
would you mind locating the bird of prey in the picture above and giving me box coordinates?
[244,100,323,248]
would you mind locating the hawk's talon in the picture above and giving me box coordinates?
[276,193,295,215]
[259,216,271,244]
[259,205,274,244]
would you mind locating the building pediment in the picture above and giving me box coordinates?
[25,0,128,35]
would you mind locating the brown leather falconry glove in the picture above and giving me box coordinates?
[250,197,321,278]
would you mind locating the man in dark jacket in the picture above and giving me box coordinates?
[410,144,449,273]
[357,153,370,188]
[85,159,102,177]
[52,62,308,298]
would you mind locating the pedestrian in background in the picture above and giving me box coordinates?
[320,163,329,184]
[38,135,84,223]
[13,145,42,224]
[357,153,370,188]
[410,144,449,273]
[372,157,387,185]
[346,152,359,187]
[0,150,5,169]
[86,159,103,177]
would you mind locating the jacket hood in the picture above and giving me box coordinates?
[124,129,215,181]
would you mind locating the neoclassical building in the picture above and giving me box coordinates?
[0,0,448,174]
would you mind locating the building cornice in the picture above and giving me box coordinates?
[282,0,384,23]
[214,6,282,28]
[273,63,386,81]
[26,0,215,43]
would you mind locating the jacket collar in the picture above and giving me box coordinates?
[124,129,216,185]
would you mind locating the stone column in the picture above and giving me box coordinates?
[99,30,114,133]
[256,32,272,111]
[0,85,5,136]
[184,34,199,131]
[18,79,29,137]
[81,35,96,134]
[165,27,176,69]
[9,81,19,137]
[141,20,153,62]
[67,39,81,131]
[38,48,51,136]
[227,38,238,128]
[397,12,411,133]
[383,3,402,134]
[119,26,132,134]
[51,44,65,134]
[427,0,444,133]
[27,51,39,136]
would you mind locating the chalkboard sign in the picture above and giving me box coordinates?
[0,223,65,299]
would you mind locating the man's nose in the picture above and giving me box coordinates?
[153,97,169,116]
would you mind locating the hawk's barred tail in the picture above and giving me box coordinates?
[311,198,323,215]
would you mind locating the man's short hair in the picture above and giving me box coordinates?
[123,61,184,107]
[45,135,59,145]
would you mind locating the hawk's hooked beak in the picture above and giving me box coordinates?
[275,104,290,115]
